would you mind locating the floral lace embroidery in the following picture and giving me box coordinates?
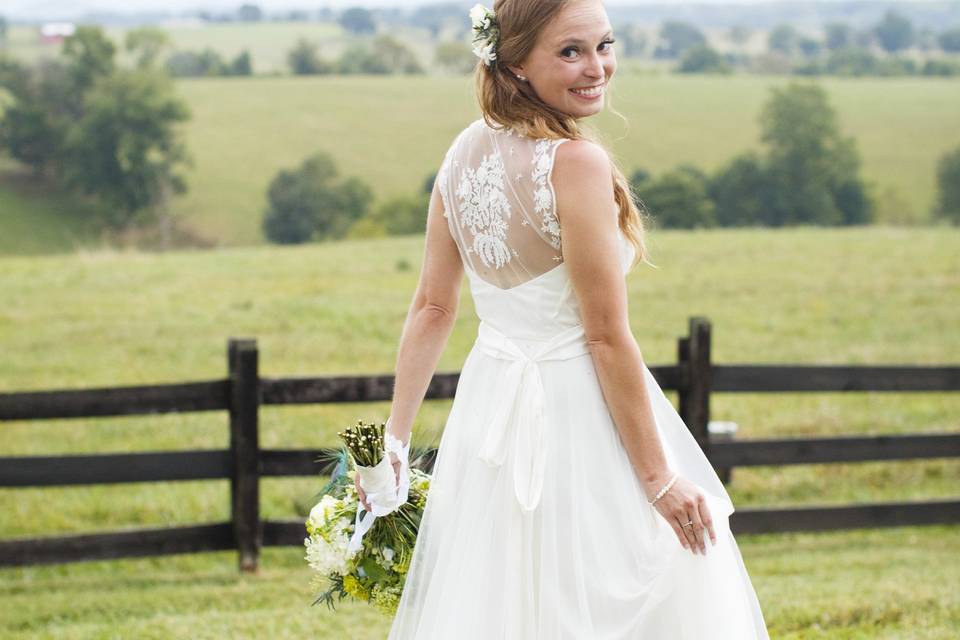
[454,149,513,269]
[531,139,565,250]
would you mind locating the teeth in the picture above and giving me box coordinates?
[571,84,604,97]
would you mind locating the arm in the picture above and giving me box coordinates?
[386,177,464,447]
[552,140,672,496]
[553,140,715,554]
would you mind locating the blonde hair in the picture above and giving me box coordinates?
[473,0,654,271]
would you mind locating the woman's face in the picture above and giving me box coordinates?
[507,0,617,120]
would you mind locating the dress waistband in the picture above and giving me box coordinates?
[472,320,592,512]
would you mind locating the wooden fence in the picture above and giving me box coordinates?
[1,317,958,571]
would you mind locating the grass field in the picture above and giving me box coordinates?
[1,68,959,256]
[0,226,958,637]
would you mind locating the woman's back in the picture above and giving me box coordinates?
[436,118,635,339]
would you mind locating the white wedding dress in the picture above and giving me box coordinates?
[387,118,770,639]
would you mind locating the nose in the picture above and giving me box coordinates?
[584,52,605,81]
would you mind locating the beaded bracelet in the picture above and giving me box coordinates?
[648,472,678,505]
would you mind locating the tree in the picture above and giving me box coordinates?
[678,45,731,74]
[340,7,376,35]
[288,39,332,75]
[758,81,871,226]
[237,4,263,22]
[336,36,423,75]
[165,49,228,77]
[798,37,821,58]
[933,146,960,225]
[657,21,705,58]
[228,50,253,76]
[824,22,852,51]
[262,152,373,244]
[62,26,116,100]
[939,28,960,53]
[61,68,192,230]
[367,192,430,235]
[125,27,171,70]
[825,46,878,76]
[707,151,768,226]
[0,58,72,176]
[873,10,914,53]
[435,41,475,74]
[768,24,799,55]
[641,168,714,229]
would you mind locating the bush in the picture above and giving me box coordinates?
[262,152,373,244]
[933,146,960,225]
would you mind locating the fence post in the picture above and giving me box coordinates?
[678,316,712,459]
[228,338,261,573]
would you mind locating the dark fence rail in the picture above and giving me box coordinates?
[1,318,958,570]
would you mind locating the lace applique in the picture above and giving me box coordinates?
[455,149,513,269]
[531,139,565,250]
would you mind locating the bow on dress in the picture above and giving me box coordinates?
[473,320,592,512]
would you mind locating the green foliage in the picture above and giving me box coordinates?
[0,58,72,174]
[758,81,872,226]
[336,35,423,75]
[824,23,852,51]
[237,3,263,22]
[365,192,430,236]
[707,151,768,227]
[933,146,960,225]
[657,21,705,58]
[262,152,373,244]
[872,9,914,53]
[768,24,800,55]
[678,45,731,74]
[639,81,874,228]
[166,48,254,77]
[340,7,377,35]
[434,41,475,75]
[940,28,960,53]
[640,167,715,229]
[287,38,333,75]
[62,25,116,95]
[124,27,171,70]
[60,68,192,229]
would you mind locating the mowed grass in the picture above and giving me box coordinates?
[0,226,958,637]
[2,71,959,255]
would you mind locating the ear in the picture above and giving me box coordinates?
[505,64,524,78]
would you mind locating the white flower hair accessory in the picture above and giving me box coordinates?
[469,3,500,67]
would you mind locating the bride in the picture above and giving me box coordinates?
[356,0,771,637]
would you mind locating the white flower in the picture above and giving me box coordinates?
[304,530,353,575]
[473,41,497,66]
[469,4,487,27]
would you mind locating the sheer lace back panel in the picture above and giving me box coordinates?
[437,119,569,290]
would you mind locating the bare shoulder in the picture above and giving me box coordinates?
[552,139,615,226]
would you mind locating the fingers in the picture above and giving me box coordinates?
[697,493,717,547]
[668,518,690,551]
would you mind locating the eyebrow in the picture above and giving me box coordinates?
[557,29,614,45]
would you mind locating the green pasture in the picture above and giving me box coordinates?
[0,226,958,637]
[1,70,960,255]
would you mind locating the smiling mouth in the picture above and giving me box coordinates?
[569,82,606,98]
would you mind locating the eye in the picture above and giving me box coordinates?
[561,39,616,60]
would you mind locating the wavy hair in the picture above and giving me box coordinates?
[474,0,654,271]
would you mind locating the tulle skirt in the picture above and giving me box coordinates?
[387,333,770,639]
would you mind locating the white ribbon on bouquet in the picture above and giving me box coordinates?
[347,418,411,555]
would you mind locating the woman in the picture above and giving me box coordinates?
[357,0,771,636]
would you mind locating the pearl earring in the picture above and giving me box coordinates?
[517,74,527,82]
